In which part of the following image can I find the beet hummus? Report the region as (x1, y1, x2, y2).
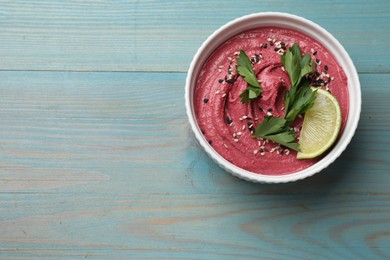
(194, 27, 349, 175)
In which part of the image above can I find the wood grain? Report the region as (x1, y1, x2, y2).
(0, 194, 389, 259)
(0, 1, 389, 259)
(0, 0, 388, 72)
(0, 72, 388, 196)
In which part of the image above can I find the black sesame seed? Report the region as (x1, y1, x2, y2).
(226, 78, 235, 84)
(324, 65, 328, 71)
(313, 51, 317, 55)
(258, 106, 263, 111)
(274, 47, 280, 51)
(316, 59, 320, 63)
(268, 108, 273, 112)
(263, 43, 268, 48)
(280, 150, 284, 155)
(281, 46, 286, 50)
(246, 117, 252, 120)
(269, 41, 274, 46)
(281, 42, 285, 46)
(203, 98, 209, 103)
(247, 121, 253, 126)
(226, 115, 232, 125)
(218, 79, 223, 83)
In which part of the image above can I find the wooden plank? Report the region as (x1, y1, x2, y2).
(0, 193, 389, 259)
(0, 71, 389, 196)
(0, 0, 388, 72)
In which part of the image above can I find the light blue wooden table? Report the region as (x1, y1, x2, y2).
(0, 1, 389, 259)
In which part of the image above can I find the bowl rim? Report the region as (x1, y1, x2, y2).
(185, 12, 361, 183)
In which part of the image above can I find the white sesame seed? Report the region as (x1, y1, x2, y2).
(242, 125, 246, 130)
(281, 106, 285, 111)
(260, 152, 265, 156)
(285, 149, 290, 155)
(228, 57, 232, 61)
(233, 133, 236, 138)
(259, 43, 263, 47)
(331, 77, 335, 81)
(277, 150, 280, 155)
(270, 148, 275, 153)
(234, 138, 238, 143)
(218, 65, 224, 69)
(215, 90, 220, 94)
(273, 38, 276, 43)
(266, 111, 272, 116)
(311, 48, 315, 53)
(237, 132, 242, 136)
(239, 117, 243, 121)
(224, 143, 228, 148)
(234, 51, 240, 55)
(222, 93, 226, 98)
(267, 37, 272, 41)
(258, 141, 261, 146)
(255, 118, 258, 121)
(218, 69, 222, 73)
(260, 146, 265, 149)
(253, 149, 259, 155)
(229, 122, 233, 126)
(281, 67, 285, 72)
(242, 115, 248, 119)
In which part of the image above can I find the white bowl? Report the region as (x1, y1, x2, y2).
(185, 12, 361, 183)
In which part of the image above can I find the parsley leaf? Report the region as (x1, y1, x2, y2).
(253, 116, 299, 151)
(282, 44, 316, 122)
(252, 43, 317, 151)
(236, 50, 263, 103)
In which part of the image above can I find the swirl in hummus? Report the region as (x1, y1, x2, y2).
(195, 27, 349, 175)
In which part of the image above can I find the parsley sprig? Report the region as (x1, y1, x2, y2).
(253, 116, 299, 151)
(252, 44, 317, 151)
(236, 50, 263, 103)
(282, 44, 317, 122)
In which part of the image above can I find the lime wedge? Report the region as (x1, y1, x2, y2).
(297, 88, 342, 159)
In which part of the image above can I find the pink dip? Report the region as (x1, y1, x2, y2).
(194, 27, 349, 175)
